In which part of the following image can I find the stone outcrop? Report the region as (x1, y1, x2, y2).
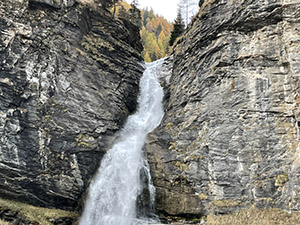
(147, 0, 300, 220)
(0, 0, 143, 210)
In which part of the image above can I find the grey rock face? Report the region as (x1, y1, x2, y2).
(146, 0, 300, 219)
(29, 0, 75, 8)
(0, 0, 143, 210)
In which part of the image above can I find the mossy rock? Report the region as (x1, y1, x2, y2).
(275, 174, 288, 187)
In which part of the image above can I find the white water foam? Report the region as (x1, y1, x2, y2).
(79, 59, 165, 225)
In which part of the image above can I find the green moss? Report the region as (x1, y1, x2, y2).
(173, 161, 189, 171)
(198, 193, 208, 200)
(178, 148, 184, 153)
(81, 34, 115, 52)
(190, 155, 204, 161)
(76, 133, 96, 148)
(80, 34, 117, 67)
(169, 142, 177, 150)
(275, 174, 288, 187)
(168, 112, 173, 117)
(0, 198, 78, 225)
(174, 161, 181, 168)
(181, 163, 189, 171)
(165, 122, 174, 131)
(74, 47, 88, 58)
(191, 218, 203, 223)
(170, 84, 175, 92)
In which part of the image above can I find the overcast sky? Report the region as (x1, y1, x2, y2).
(125, 0, 181, 22)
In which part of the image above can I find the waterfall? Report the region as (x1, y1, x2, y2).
(79, 59, 165, 225)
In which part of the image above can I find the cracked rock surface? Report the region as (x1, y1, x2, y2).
(146, 0, 300, 219)
(0, 0, 143, 210)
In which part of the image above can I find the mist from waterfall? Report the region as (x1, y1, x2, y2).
(79, 59, 165, 225)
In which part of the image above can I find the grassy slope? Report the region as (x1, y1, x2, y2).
(0, 198, 78, 225)
(206, 207, 300, 225)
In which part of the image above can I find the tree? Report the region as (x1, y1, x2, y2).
(129, 0, 142, 28)
(144, 51, 151, 62)
(112, 0, 120, 18)
(140, 7, 172, 61)
(100, 0, 113, 9)
(118, 5, 130, 20)
(179, 0, 199, 26)
(99, 0, 120, 18)
(169, 9, 185, 46)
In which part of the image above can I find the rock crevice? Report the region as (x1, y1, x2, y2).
(0, 0, 143, 210)
(147, 0, 300, 219)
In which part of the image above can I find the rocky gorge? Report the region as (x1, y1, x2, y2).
(146, 0, 300, 221)
(1, 0, 300, 224)
(0, 0, 143, 212)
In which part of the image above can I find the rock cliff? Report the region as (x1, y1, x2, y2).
(0, 0, 143, 210)
(147, 0, 300, 220)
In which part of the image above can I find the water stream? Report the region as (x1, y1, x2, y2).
(79, 59, 165, 225)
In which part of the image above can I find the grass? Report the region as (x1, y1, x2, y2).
(206, 207, 300, 225)
(0, 198, 78, 225)
(0, 219, 10, 225)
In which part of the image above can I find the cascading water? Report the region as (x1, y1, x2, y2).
(79, 59, 165, 225)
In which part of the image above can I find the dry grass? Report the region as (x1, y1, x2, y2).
(206, 207, 300, 225)
(0, 198, 78, 225)
(0, 219, 10, 225)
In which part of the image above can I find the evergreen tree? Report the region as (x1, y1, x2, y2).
(129, 0, 142, 28)
(100, 0, 113, 9)
(169, 9, 185, 46)
(118, 5, 130, 20)
(100, 0, 120, 17)
(142, 8, 149, 26)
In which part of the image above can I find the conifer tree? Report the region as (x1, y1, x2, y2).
(100, 0, 119, 17)
(169, 9, 185, 46)
(100, 0, 113, 9)
(129, 0, 142, 28)
(118, 5, 130, 20)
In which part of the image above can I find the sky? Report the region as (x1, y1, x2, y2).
(126, 0, 181, 22)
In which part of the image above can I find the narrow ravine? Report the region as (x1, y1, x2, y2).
(79, 59, 165, 225)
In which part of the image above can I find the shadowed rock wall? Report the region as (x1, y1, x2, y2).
(0, 0, 143, 210)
